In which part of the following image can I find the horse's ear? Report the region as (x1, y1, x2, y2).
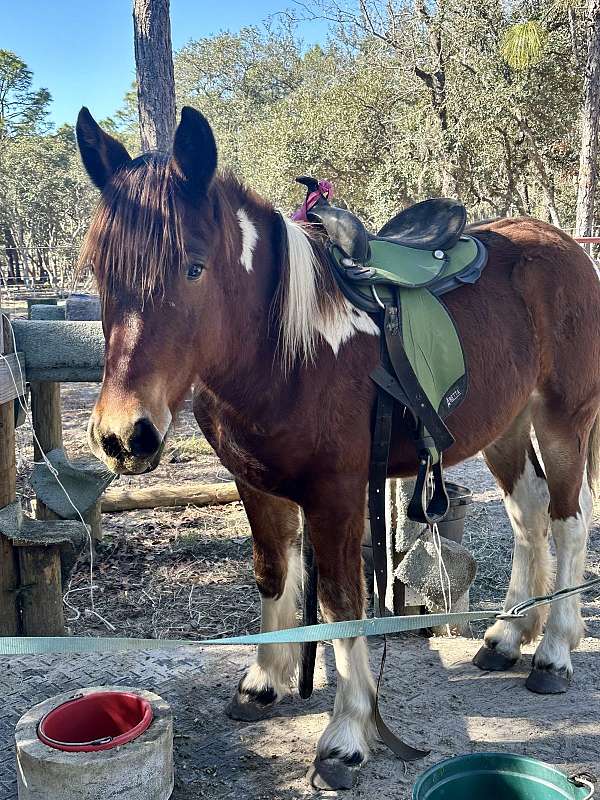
(172, 106, 217, 203)
(76, 107, 132, 191)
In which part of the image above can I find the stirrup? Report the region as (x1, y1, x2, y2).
(407, 453, 450, 525)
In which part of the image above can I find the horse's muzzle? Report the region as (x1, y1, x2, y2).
(88, 415, 166, 475)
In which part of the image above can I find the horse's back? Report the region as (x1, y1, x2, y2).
(392, 216, 600, 473)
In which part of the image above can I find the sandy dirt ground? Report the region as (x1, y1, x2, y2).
(4, 380, 599, 799)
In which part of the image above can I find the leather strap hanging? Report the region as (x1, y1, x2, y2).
(368, 318, 430, 762)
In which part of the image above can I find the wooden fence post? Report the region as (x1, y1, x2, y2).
(0, 316, 21, 634)
(23, 379, 65, 635)
(31, 380, 62, 531)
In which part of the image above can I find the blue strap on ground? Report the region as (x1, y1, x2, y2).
(2, 576, 598, 657)
(0, 609, 499, 655)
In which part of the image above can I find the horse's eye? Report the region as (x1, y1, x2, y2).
(186, 263, 204, 281)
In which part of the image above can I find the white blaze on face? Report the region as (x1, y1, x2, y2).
(101, 311, 172, 447)
(236, 208, 259, 273)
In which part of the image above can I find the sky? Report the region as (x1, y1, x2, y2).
(3, 1, 328, 128)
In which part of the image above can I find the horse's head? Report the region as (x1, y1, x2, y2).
(77, 106, 225, 474)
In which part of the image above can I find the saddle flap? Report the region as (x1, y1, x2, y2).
(365, 240, 447, 287)
(400, 288, 467, 418)
(378, 198, 466, 251)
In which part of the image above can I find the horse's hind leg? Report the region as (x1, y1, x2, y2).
(474, 407, 552, 671)
(227, 481, 302, 721)
(526, 400, 594, 694)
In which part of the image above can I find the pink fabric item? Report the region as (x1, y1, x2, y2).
(291, 179, 333, 221)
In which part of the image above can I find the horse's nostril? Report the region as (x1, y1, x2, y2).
(100, 432, 124, 460)
(128, 418, 162, 459)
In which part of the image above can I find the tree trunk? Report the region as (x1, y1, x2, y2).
(133, 0, 176, 152)
(414, 0, 459, 196)
(17, 221, 30, 287)
(517, 116, 561, 227)
(4, 226, 20, 283)
(576, 0, 600, 240)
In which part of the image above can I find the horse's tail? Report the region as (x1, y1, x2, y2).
(588, 412, 600, 498)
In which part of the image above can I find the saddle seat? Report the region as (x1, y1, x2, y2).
(305, 194, 486, 312)
(307, 197, 465, 264)
(378, 197, 467, 250)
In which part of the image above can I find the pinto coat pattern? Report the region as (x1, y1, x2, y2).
(77, 105, 600, 790)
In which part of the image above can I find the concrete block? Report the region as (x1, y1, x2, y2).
(16, 686, 174, 800)
(390, 478, 424, 552)
(30, 304, 65, 320)
(395, 532, 477, 611)
(12, 320, 104, 382)
(31, 448, 115, 519)
(65, 293, 101, 321)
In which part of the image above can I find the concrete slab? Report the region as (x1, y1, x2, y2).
(1, 634, 599, 799)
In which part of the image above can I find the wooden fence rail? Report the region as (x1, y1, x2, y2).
(0, 313, 243, 637)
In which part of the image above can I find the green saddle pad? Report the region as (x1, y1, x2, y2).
(330, 235, 483, 463)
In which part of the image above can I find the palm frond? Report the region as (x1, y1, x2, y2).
(501, 21, 548, 69)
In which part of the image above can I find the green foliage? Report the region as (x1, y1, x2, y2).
(0, 0, 591, 290)
(0, 49, 51, 139)
(0, 52, 96, 287)
(0, 125, 97, 286)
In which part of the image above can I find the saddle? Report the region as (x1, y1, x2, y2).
(296, 177, 488, 524)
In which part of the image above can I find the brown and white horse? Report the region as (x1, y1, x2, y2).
(77, 105, 600, 788)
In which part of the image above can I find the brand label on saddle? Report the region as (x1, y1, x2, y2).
(446, 388, 462, 408)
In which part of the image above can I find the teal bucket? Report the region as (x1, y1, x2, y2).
(413, 753, 595, 800)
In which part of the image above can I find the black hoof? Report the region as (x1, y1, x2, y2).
(472, 644, 518, 672)
(526, 667, 570, 695)
(307, 758, 360, 791)
(226, 682, 277, 721)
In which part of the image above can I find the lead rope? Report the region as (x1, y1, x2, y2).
(1, 578, 599, 653)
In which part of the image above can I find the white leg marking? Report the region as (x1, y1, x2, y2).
(485, 458, 551, 658)
(533, 480, 591, 675)
(241, 545, 302, 699)
(236, 208, 258, 273)
(317, 637, 376, 762)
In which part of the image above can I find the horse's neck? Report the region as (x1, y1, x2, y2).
(199, 205, 287, 420)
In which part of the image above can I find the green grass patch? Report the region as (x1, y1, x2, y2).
(166, 435, 215, 462)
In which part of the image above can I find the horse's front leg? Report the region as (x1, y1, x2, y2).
(227, 481, 302, 721)
(303, 476, 377, 791)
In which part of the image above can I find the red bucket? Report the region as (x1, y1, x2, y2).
(37, 691, 153, 752)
